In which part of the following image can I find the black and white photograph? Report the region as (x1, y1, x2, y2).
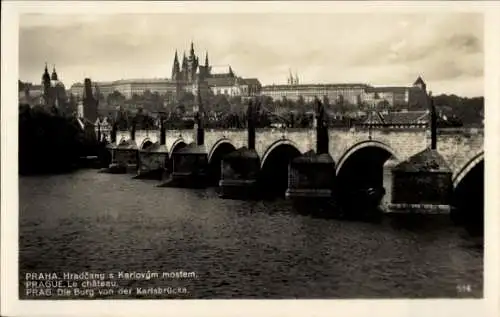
(2, 1, 500, 317)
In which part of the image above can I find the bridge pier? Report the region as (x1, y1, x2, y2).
(286, 99, 337, 216)
(219, 99, 260, 199)
(135, 121, 168, 180)
(159, 85, 209, 188)
(105, 124, 138, 174)
(382, 94, 453, 215)
(384, 148, 453, 215)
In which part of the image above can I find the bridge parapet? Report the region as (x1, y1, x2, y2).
(114, 126, 483, 183)
(435, 129, 483, 182)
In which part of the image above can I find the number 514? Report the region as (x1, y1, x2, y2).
(457, 284, 472, 293)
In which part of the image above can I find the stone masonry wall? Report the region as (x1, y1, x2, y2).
(434, 128, 484, 181)
(117, 127, 483, 184)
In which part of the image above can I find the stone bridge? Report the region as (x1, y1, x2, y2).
(115, 126, 483, 189)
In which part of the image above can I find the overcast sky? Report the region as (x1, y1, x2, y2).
(19, 12, 483, 97)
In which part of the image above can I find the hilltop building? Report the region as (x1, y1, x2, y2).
(68, 42, 262, 103)
(170, 42, 262, 100)
(41, 64, 67, 110)
(19, 64, 68, 112)
(261, 75, 430, 109)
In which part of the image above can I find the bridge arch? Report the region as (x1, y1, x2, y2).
(166, 138, 188, 174)
(169, 138, 187, 158)
(207, 139, 237, 185)
(336, 140, 398, 175)
(335, 140, 397, 213)
(140, 138, 153, 150)
(453, 152, 484, 189)
(208, 139, 236, 164)
(259, 139, 302, 198)
(451, 152, 484, 236)
(260, 139, 301, 170)
(118, 137, 127, 145)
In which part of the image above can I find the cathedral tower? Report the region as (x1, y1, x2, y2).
(42, 63, 51, 104)
(171, 50, 180, 80)
(51, 65, 58, 81)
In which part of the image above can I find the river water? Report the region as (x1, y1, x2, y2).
(19, 169, 483, 299)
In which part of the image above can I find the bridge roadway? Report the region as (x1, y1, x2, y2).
(113, 126, 483, 189)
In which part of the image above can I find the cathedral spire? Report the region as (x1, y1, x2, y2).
(51, 65, 58, 81)
(205, 51, 209, 67)
(190, 41, 195, 57)
(42, 62, 50, 85)
(172, 50, 180, 79)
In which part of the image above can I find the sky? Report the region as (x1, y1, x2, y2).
(18, 12, 484, 97)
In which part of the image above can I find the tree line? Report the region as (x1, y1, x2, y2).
(100, 89, 483, 127)
(19, 105, 103, 175)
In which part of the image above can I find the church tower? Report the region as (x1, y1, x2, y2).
(51, 65, 58, 81)
(186, 41, 199, 83)
(413, 76, 427, 91)
(181, 52, 188, 81)
(42, 63, 51, 105)
(171, 50, 180, 80)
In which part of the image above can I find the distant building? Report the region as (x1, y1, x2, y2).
(262, 83, 369, 104)
(19, 64, 68, 111)
(170, 42, 261, 100)
(261, 76, 429, 109)
(68, 41, 261, 103)
(205, 76, 262, 98)
(70, 79, 177, 100)
(40, 64, 67, 110)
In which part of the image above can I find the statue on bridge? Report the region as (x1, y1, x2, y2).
(314, 97, 329, 154)
(194, 82, 205, 146)
(246, 98, 257, 150)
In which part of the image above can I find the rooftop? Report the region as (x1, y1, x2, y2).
(262, 83, 371, 89)
(210, 65, 234, 75)
(363, 110, 429, 125)
(243, 78, 262, 86)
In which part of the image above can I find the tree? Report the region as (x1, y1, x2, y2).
(107, 90, 126, 105)
(376, 99, 390, 111)
(131, 93, 140, 103)
(143, 89, 153, 100)
(432, 94, 483, 127)
(322, 95, 330, 109)
(229, 95, 243, 112)
(332, 94, 345, 113)
(18, 106, 96, 174)
(211, 94, 231, 113)
(178, 91, 195, 112)
(296, 95, 307, 112)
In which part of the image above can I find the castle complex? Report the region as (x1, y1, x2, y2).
(67, 42, 262, 102)
(22, 42, 430, 113)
